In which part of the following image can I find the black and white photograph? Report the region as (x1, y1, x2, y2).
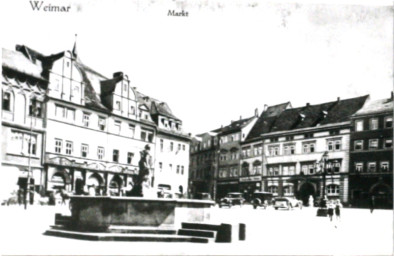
(0, 0, 393, 255)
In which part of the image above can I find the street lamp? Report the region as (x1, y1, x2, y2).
(317, 151, 329, 217)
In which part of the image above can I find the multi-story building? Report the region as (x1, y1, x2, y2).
(213, 111, 259, 200)
(2, 43, 189, 197)
(240, 102, 291, 200)
(248, 96, 369, 205)
(189, 132, 218, 198)
(1, 46, 47, 198)
(348, 95, 393, 209)
(137, 93, 191, 196)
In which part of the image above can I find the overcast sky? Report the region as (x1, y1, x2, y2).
(1, 0, 393, 135)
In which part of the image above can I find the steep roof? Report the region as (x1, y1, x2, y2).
(212, 116, 255, 135)
(246, 102, 290, 141)
(2, 48, 45, 80)
(353, 97, 393, 116)
(268, 95, 369, 134)
(135, 91, 180, 121)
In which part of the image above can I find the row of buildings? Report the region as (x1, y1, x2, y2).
(1, 43, 190, 198)
(190, 94, 393, 208)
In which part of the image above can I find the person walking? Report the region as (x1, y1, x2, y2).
(335, 199, 342, 221)
(369, 195, 375, 214)
(327, 201, 334, 222)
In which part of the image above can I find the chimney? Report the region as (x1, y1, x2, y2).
(337, 97, 340, 101)
(255, 108, 258, 117)
(240, 115, 242, 120)
(113, 72, 123, 78)
(306, 103, 310, 107)
(263, 104, 268, 111)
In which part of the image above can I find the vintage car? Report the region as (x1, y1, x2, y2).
(219, 192, 245, 208)
(273, 197, 301, 210)
(251, 192, 274, 209)
(194, 192, 212, 200)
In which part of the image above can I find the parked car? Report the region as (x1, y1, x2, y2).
(251, 192, 274, 209)
(273, 197, 300, 210)
(219, 192, 245, 208)
(194, 192, 212, 200)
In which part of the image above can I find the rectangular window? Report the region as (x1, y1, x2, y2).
(169, 164, 172, 171)
(55, 139, 62, 153)
(83, 113, 90, 127)
(354, 140, 363, 151)
(380, 162, 389, 172)
(141, 131, 147, 141)
(81, 144, 88, 158)
(370, 118, 378, 130)
(116, 101, 121, 111)
(289, 166, 295, 175)
(368, 162, 376, 172)
(113, 149, 119, 162)
(355, 162, 363, 173)
(29, 100, 42, 117)
(2, 92, 11, 111)
(182, 144, 186, 151)
(128, 124, 135, 138)
(67, 108, 75, 121)
(98, 116, 106, 131)
(268, 146, 279, 156)
(355, 120, 364, 132)
(127, 152, 134, 164)
(178, 144, 181, 152)
(97, 147, 104, 160)
(65, 141, 73, 155)
(160, 139, 164, 152)
(369, 139, 379, 150)
(384, 139, 393, 148)
(159, 162, 162, 171)
(176, 165, 180, 174)
(284, 144, 295, 155)
(114, 120, 121, 134)
(385, 116, 393, 128)
(55, 105, 66, 118)
(302, 142, 315, 153)
(282, 166, 289, 175)
(301, 165, 308, 175)
(170, 142, 174, 151)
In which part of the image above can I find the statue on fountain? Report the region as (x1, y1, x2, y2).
(129, 145, 152, 197)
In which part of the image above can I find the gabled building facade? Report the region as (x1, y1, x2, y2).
(2, 43, 190, 198)
(213, 110, 259, 200)
(240, 102, 291, 201)
(348, 95, 393, 209)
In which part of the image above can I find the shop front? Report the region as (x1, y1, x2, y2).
(239, 176, 262, 202)
(216, 180, 239, 200)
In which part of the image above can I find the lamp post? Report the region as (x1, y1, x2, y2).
(317, 151, 329, 216)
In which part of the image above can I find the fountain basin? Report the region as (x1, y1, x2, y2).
(68, 196, 214, 231)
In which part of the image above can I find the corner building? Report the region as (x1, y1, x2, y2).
(349, 95, 393, 209)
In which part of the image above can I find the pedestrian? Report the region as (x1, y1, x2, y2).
(369, 195, 375, 214)
(335, 199, 342, 221)
(327, 200, 334, 222)
(17, 188, 24, 205)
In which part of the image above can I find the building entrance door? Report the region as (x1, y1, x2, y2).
(299, 182, 315, 206)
